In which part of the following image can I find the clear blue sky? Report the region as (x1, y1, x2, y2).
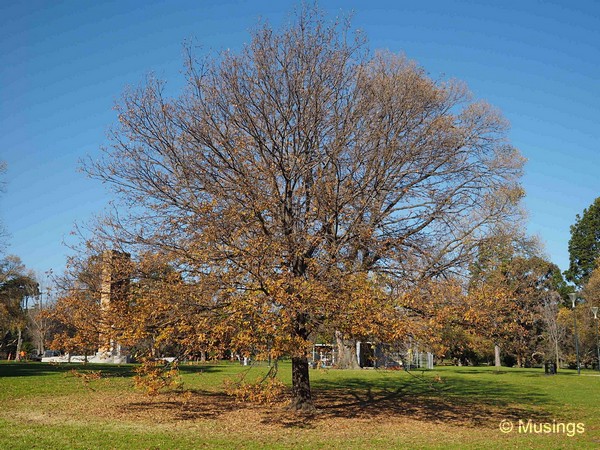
(1, 0, 599, 278)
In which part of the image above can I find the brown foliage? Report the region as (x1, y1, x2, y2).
(583, 262, 600, 308)
(223, 373, 287, 405)
(49, 290, 102, 356)
(82, 6, 525, 407)
(133, 358, 182, 396)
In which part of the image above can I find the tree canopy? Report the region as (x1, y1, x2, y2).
(566, 197, 600, 287)
(582, 263, 600, 308)
(84, 6, 525, 409)
(0, 255, 38, 357)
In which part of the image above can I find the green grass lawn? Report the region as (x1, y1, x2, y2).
(0, 361, 598, 449)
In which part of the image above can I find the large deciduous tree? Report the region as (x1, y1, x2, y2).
(566, 197, 600, 287)
(583, 262, 600, 306)
(468, 233, 566, 367)
(48, 255, 105, 360)
(85, 7, 524, 410)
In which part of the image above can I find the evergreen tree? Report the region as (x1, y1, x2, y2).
(566, 197, 600, 287)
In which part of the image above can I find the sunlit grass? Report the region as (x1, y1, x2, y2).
(0, 361, 598, 449)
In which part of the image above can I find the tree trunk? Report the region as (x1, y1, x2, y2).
(16, 328, 23, 361)
(494, 344, 501, 368)
(289, 356, 314, 411)
(335, 331, 360, 369)
(555, 338, 560, 372)
(287, 310, 315, 411)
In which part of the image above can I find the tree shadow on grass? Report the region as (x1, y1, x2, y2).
(178, 364, 223, 375)
(115, 370, 560, 431)
(449, 368, 556, 377)
(260, 372, 558, 429)
(0, 362, 135, 378)
(0, 362, 224, 379)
